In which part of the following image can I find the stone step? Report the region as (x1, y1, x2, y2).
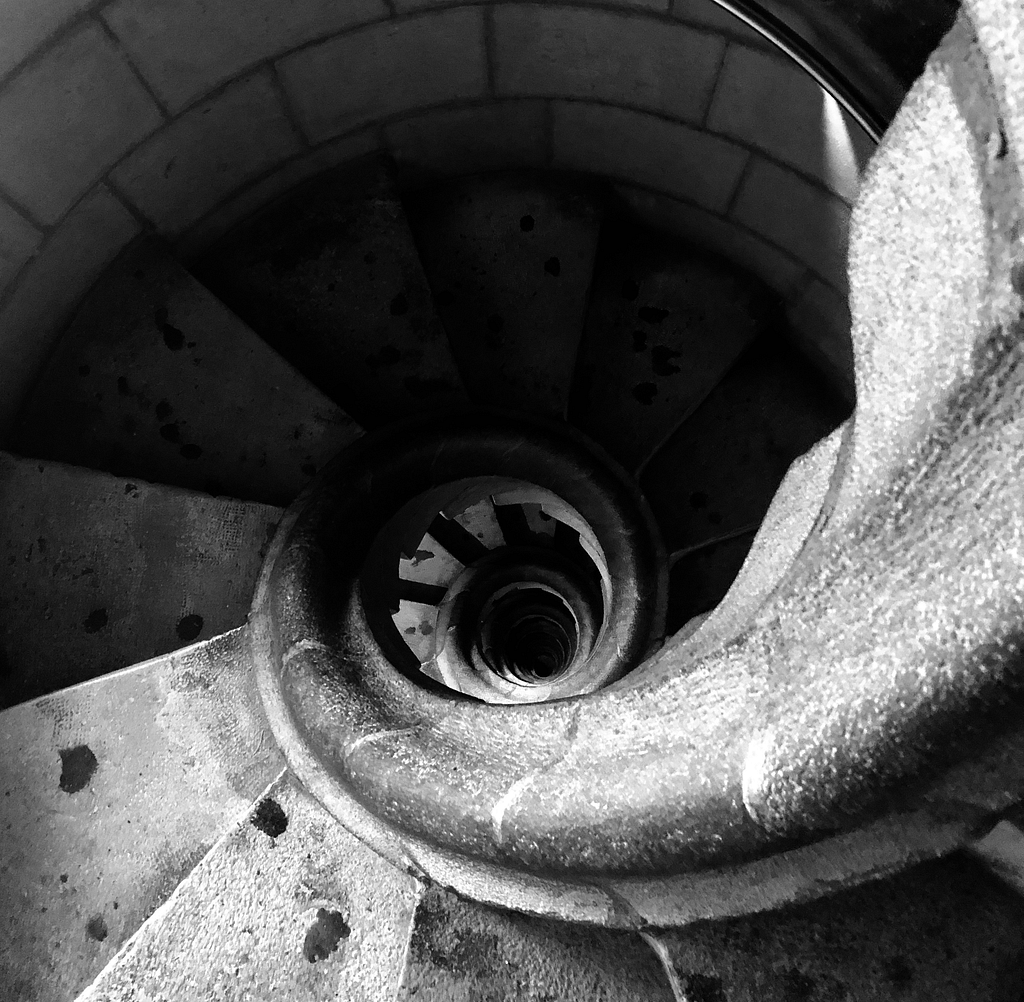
(404, 171, 605, 419)
(193, 156, 469, 429)
(570, 218, 768, 474)
(76, 771, 420, 1002)
(0, 628, 285, 1002)
(0, 452, 280, 708)
(11, 240, 361, 507)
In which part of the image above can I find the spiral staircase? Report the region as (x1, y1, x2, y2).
(3, 0, 1024, 998)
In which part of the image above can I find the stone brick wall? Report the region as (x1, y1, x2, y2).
(0, 0, 874, 430)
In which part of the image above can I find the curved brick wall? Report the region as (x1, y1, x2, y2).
(0, 0, 874, 431)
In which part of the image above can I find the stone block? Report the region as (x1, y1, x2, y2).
(0, 185, 139, 435)
(731, 155, 851, 294)
(0, 21, 163, 225)
(672, 0, 771, 47)
(385, 100, 548, 188)
(277, 9, 488, 144)
(110, 70, 305, 235)
(553, 102, 748, 214)
(0, 199, 43, 293)
(614, 184, 809, 297)
(101, 0, 388, 114)
(0, 0, 93, 81)
(494, 6, 724, 125)
(706, 44, 875, 203)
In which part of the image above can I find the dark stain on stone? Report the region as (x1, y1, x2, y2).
(632, 382, 657, 405)
(159, 422, 180, 443)
(997, 126, 1008, 159)
(59, 745, 98, 794)
(652, 345, 682, 376)
(59, 874, 68, 883)
(124, 483, 138, 495)
(1011, 261, 1024, 296)
(621, 278, 640, 301)
(251, 796, 288, 838)
(117, 376, 131, 396)
(303, 907, 350, 963)
(155, 307, 185, 351)
(544, 256, 561, 277)
(155, 399, 173, 420)
(632, 330, 647, 352)
(404, 375, 453, 398)
(639, 306, 670, 324)
(520, 214, 534, 231)
(680, 973, 726, 1002)
(78, 364, 91, 376)
(85, 915, 108, 942)
(179, 444, 203, 460)
(390, 292, 409, 316)
(176, 613, 204, 642)
(301, 462, 317, 477)
(83, 608, 108, 633)
(883, 955, 914, 989)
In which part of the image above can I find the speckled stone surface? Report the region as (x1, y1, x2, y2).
(645, 853, 1024, 1002)
(0, 629, 284, 1002)
(77, 772, 421, 1002)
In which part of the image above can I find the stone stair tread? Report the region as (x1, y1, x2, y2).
(643, 332, 847, 631)
(194, 156, 469, 429)
(0, 451, 281, 708)
(12, 239, 361, 507)
(571, 219, 769, 472)
(397, 884, 675, 1002)
(0, 628, 285, 1002)
(404, 171, 605, 419)
(76, 771, 420, 1002)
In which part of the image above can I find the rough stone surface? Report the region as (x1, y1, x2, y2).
(404, 171, 604, 418)
(0, 452, 281, 707)
(0, 21, 163, 225)
(552, 101, 749, 213)
(640, 330, 848, 555)
(101, 0, 387, 113)
(276, 10, 488, 144)
(195, 158, 468, 427)
(645, 855, 1024, 1001)
(493, 7, 724, 124)
(0, 628, 285, 1002)
(570, 217, 770, 471)
(386, 100, 548, 189)
(77, 773, 420, 1002)
(0, 185, 139, 436)
(730, 155, 852, 296)
(12, 240, 361, 506)
(110, 69, 305, 235)
(677, 424, 843, 656)
(397, 885, 675, 1001)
